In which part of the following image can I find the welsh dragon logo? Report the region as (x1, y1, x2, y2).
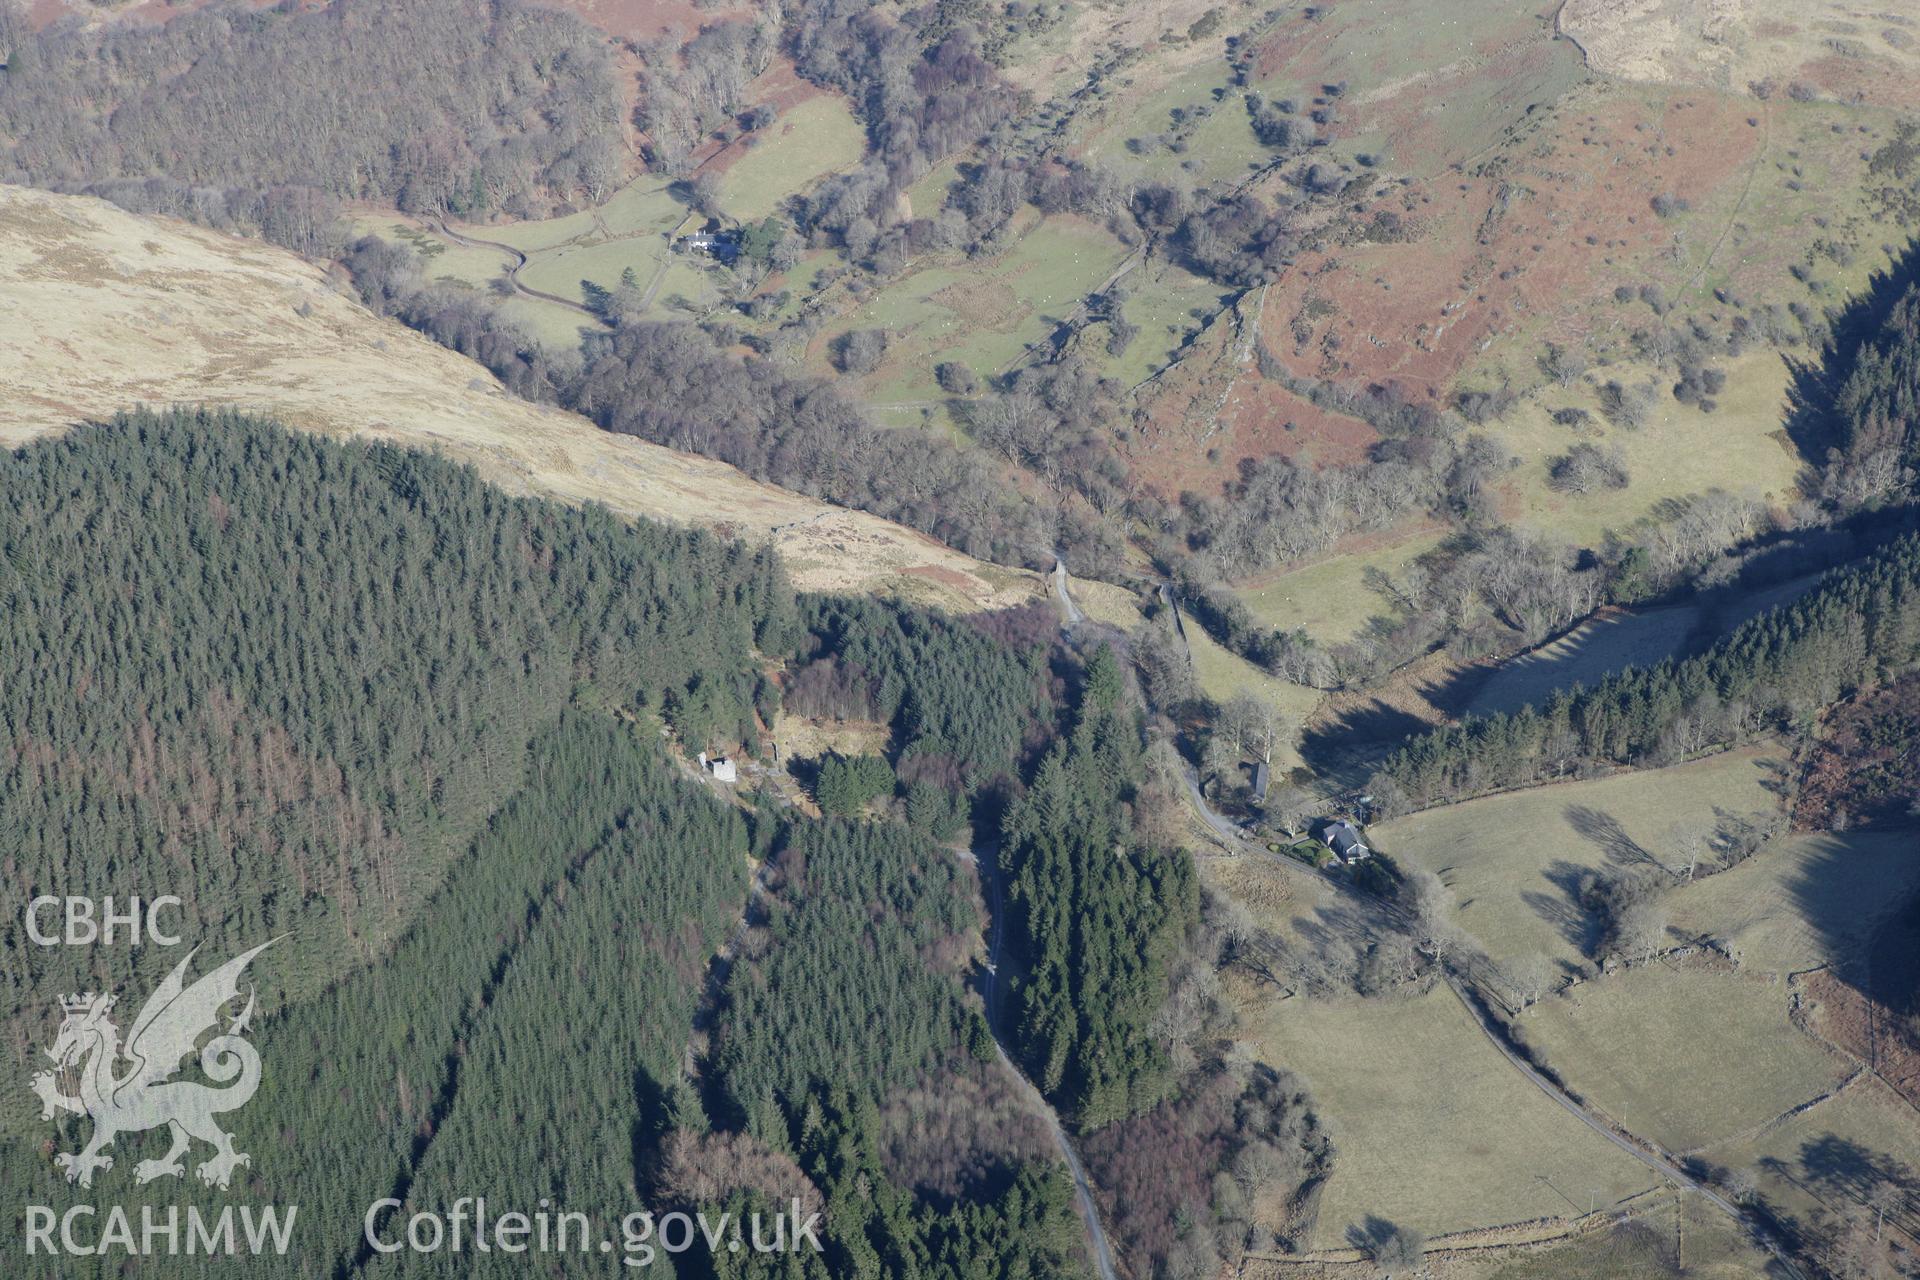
(30, 939, 277, 1190)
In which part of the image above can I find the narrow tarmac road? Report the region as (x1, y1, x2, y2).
(1052, 558, 1085, 626)
(966, 843, 1120, 1280)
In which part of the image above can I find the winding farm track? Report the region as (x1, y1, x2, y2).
(424, 218, 612, 325)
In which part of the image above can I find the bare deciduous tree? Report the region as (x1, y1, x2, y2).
(1504, 952, 1555, 1013)
(1220, 692, 1290, 766)
(1407, 870, 1458, 964)
(1615, 901, 1670, 966)
(1667, 821, 1712, 882)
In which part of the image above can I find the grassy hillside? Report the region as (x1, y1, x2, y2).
(1240, 983, 1656, 1248)
(0, 184, 1038, 614)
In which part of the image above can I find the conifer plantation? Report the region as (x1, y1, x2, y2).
(1379, 531, 1920, 808)
(0, 412, 1108, 1278)
(1002, 646, 1200, 1131)
(0, 409, 780, 1023)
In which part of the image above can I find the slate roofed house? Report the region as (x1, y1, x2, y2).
(675, 229, 740, 263)
(1323, 819, 1370, 864)
(1251, 760, 1272, 803)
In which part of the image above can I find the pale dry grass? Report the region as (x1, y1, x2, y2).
(0, 186, 1039, 614)
(1562, 0, 1920, 106)
(771, 712, 889, 762)
(1205, 853, 1302, 918)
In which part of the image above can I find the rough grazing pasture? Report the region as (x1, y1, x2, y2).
(1471, 1194, 1774, 1279)
(456, 177, 687, 255)
(1376, 748, 1784, 971)
(1245, 0, 1587, 174)
(1219, 340, 1802, 657)
(1562, 0, 1920, 108)
(1235, 529, 1451, 646)
(1492, 350, 1803, 549)
(1098, 258, 1228, 388)
(1519, 966, 1851, 1154)
(1079, 56, 1267, 188)
(819, 213, 1134, 405)
(1244, 984, 1655, 1248)
(715, 95, 865, 222)
(997, 0, 1237, 103)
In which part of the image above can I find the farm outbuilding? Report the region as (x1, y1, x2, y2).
(698, 750, 739, 783)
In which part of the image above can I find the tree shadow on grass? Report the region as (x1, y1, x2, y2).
(1564, 804, 1667, 871)
(1524, 858, 1605, 960)
(1298, 699, 1432, 786)
(1783, 831, 1920, 1010)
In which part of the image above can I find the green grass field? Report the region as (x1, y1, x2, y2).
(355, 180, 703, 346)
(515, 237, 673, 308)
(1496, 350, 1803, 549)
(716, 96, 865, 222)
(1235, 529, 1450, 645)
(354, 216, 514, 285)
(1667, 831, 1920, 977)
(901, 157, 963, 216)
(1101, 259, 1231, 386)
(1520, 966, 1850, 1154)
(1247, 985, 1655, 1247)
(824, 213, 1133, 403)
(1473, 1193, 1773, 1280)
(1079, 58, 1264, 188)
(1183, 619, 1324, 771)
(495, 295, 600, 349)
(457, 180, 688, 256)
(1376, 747, 1784, 971)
